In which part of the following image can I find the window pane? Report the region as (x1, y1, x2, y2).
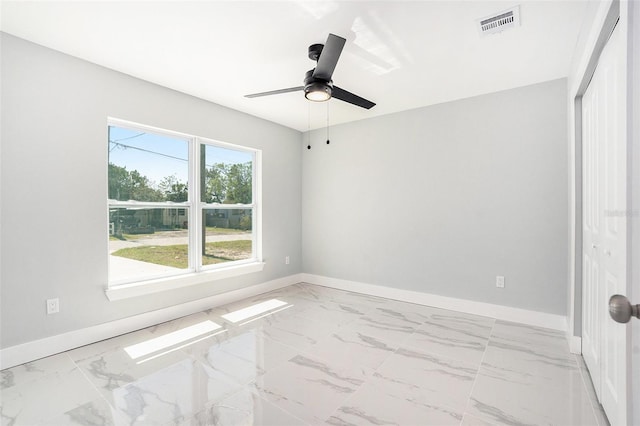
(109, 126, 189, 202)
(109, 207, 190, 282)
(202, 208, 252, 266)
(201, 144, 253, 204)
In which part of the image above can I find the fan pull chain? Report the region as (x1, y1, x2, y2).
(307, 101, 311, 150)
(326, 102, 330, 145)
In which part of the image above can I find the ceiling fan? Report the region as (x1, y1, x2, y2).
(245, 33, 376, 110)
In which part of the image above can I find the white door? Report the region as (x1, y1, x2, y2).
(581, 65, 601, 394)
(581, 22, 627, 426)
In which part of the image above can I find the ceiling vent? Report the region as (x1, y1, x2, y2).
(477, 6, 520, 36)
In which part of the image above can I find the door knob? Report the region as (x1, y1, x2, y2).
(609, 294, 640, 323)
(592, 243, 598, 249)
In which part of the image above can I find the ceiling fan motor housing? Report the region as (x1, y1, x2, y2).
(308, 43, 324, 61)
(304, 69, 333, 100)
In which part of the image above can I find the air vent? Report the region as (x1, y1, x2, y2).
(477, 6, 520, 36)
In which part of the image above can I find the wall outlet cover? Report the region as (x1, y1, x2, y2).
(46, 298, 60, 314)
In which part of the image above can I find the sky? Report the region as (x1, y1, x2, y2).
(108, 125, 252, 185)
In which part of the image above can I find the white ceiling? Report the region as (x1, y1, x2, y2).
(1, 1, 590, 131)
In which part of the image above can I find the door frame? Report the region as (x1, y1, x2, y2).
(626, 1, 640, 424)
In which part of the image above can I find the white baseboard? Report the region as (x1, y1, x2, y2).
(1, 273, 573, 369)
(0, 274, 302, 370)
(301, 273, 568, 331)
(568, 334, 582, 354)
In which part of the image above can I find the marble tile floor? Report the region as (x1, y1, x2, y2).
(1, 283, 609, 426)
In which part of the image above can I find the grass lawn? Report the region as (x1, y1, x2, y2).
(111, 240, 252, 268)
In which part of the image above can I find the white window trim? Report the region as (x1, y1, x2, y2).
(105, 261, 265, 301)
(106, 118, 263, 300)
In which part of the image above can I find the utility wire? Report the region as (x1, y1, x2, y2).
(109, 140, 250, 171)
(111, 132, 146, 142)
(108, 133, 145, 152)
(109, 140, 188, 162)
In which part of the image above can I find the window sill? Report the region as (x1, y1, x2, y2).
(105, 262, 265, 301)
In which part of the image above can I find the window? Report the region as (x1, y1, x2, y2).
(107, 119, 261, 293)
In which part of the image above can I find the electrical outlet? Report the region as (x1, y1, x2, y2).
(496, 276, 505, 288)
(46, 298, 60, 314)
(285, 256, 290, 265)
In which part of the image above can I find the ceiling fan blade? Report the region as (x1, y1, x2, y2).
(313, 33, 346, 81)
(245, 86, 304, 98)
(332, 86, 376, 109)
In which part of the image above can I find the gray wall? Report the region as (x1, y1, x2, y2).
(302, 79, 568, 315)
(0, 32, 570, 351)
(0, 34, 302, 349)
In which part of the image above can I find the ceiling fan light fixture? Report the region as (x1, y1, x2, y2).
(304, 81, 332, 102)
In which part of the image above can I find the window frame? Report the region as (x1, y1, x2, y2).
(106, 118, 263, 300)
